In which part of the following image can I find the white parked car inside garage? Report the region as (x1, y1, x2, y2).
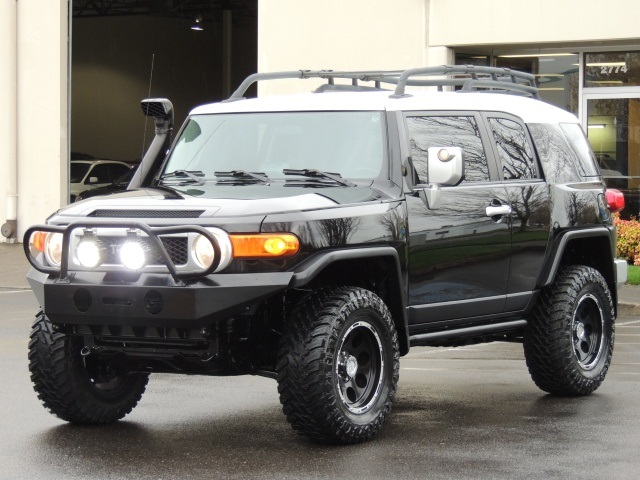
(70, 160, 133, 202)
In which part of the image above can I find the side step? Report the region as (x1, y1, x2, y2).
(409, 319, 527, 347)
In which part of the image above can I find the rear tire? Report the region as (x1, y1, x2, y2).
(277, 287, 399, 444)
(523, 266, 614, 395)
(28, 311, 149, 423)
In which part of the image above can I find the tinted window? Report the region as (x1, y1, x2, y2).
(528, 124, 582, 184)
(70, 163, 91, 183)
(406, 116, 489, 183)
(87, 164, 113, 183)
(560, 123, 600, 177)
(109, 164, 131, 180)
(488, 117, 537, 180)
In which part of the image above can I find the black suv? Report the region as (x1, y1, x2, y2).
(24, 66, 628, 444)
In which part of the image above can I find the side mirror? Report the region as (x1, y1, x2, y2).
(87, 176, 99, 184)
(427, 147, 464, 185)
(414, 147, 464, 210)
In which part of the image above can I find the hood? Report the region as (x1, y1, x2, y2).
(61, 185, 388, 219)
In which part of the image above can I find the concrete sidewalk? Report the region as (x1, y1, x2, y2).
(1, 241, 639, 313)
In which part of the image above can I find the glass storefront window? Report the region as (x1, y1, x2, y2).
(587, 97, 640, 218)
(584, 51, 640, 87)
(455, 52, 579, 115)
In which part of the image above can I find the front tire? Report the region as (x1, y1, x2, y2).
(277, 287, 399, 444)
(28, 311, 149, 423)
(523, 266, 615, 395)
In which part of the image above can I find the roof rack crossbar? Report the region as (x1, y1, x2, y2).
(226, 69, 410, 101)
(225, 65, 540, 102)
(459, 80, 539, 96)
(392, 65, 539, 99)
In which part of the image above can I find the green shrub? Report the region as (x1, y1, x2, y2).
(614, 214, 640, 266)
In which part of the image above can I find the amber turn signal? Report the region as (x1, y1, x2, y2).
(229, 233, 299, 258)
(31, 231, 47, 253)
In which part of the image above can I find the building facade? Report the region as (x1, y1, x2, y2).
(3, 0, 640, 242)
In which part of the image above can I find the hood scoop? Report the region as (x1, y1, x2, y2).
(88, 209, 204, 219)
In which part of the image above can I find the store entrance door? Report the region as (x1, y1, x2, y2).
(584, 94, 640, 218)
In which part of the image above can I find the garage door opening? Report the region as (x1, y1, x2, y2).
(70, 0, 257, 201)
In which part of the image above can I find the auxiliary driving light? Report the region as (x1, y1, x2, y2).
(192, 234, 215, 269)
(119, 241, 146, 270)
(76, 239, 103, 269)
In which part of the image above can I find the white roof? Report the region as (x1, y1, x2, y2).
(191, 90, 579, 125)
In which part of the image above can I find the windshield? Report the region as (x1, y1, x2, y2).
(163, 111, 385, 181)
(70, 163, 91, 183)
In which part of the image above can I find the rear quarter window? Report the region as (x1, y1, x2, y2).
(528, 123, 583, 184)
(559, 123, 600, 178)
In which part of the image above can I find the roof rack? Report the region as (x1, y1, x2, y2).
(225, 65, 540, 102)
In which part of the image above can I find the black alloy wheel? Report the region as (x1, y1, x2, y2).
(572, 293, 606, 371)
(335, 320, 385, 415)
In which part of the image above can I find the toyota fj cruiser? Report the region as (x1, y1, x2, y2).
(24, 66, 628, 444)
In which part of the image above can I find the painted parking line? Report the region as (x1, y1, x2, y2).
(0, 289, 31, 295)
(619, 320, 640, 326)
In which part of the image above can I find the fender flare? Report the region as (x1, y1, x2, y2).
(537, 227, 614, 288)
(290, 247, 410, 355)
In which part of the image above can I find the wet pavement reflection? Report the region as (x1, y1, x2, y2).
(1, 290, 639, 479)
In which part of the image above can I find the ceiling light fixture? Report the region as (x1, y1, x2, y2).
(191, 16, 203, 31)
(498, 53, 577, 58)
(586, 62, 626, 67)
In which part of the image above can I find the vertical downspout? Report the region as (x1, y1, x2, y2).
(222, 9, 233, 98)
(1, 0, 18, 242)
(67, 0, 73, 204)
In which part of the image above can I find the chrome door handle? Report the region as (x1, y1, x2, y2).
(485, 205, 512, 217)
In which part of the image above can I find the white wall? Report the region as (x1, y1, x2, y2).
(1, 0, 68, 242)
(429, 0, 640, 47)
(0, 0, 18, 241)
(257, 0, 429, 95)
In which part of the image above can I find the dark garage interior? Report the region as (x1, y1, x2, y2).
(71, 0, 257, 165)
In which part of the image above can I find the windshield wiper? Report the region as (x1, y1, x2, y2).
(214, 170, 270, 184)
(159, 170, 206, 185)
(283, 168, 356, 187)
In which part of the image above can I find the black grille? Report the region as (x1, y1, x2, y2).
(141, 101, 168, 118)
(99, 237, 188, 266)
(89, 210, 204, 218)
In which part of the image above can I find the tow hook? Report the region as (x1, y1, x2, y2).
(81, 337, 97, 356)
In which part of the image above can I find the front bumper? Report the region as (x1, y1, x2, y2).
(28, 268, 293, 328)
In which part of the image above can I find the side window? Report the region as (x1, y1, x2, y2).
(406, 116, 490, 183)
(109, 164, 131, 180)
(86, 164, 111, 183)
(488, 117, 537, 180)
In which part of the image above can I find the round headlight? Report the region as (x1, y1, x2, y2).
(120, 241, 146, 270)
(76, 240, 102, 269)
(192, 234, 215, 269)
(44, 233, 63, 267)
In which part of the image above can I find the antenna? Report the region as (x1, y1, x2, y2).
(141, 53, 156, 160)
